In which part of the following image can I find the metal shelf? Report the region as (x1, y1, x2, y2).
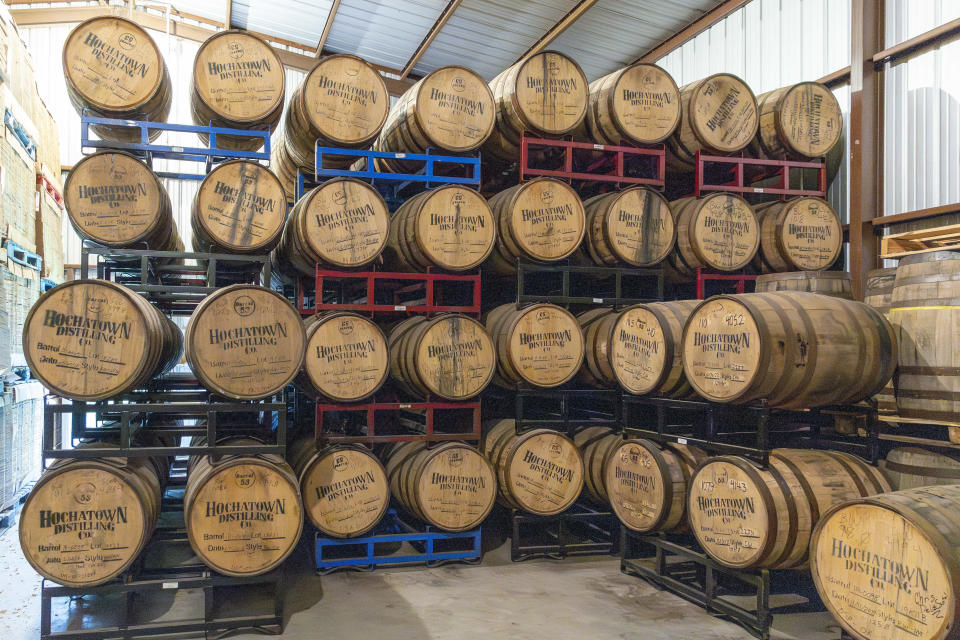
(518, 133, 665, 189)
(483, 387, 621, 436)
(314, 396, 481, 444)
(510, 502, 620, 562)
(692, 151, 827, 198)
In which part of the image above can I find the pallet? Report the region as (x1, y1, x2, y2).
(880, 223, 960, 258)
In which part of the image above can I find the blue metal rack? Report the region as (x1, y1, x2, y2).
(4, 108, 37, 159)
(314, 509, 482, 573)
(5, 240, 42, 272)
(296, 145, 482, 205)
(80, 114, 270, 180)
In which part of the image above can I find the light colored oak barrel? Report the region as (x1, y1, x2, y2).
(184, 439, 302, 576)
(682, 292, 896, 408)
(752, 81, 843, 160)
(578, 301, 699, 396)
(810, 484, 960, 640)
(573, 427, 622, 506)
(666, 73, 759, 171)
(864, 267, 898, 413)
(23, 280, 182, 401)
(580, 188, 676, 268)
(191, 160, 286, 255)
(191, 30, 284, 151)
(63, 16, 172, 142)
(20, 449, 164, 587)
(579, 63, 682, 146)
(270, 178, 390, 278)
(373, 66, 496, 173)
(380, 441, 496, 531)
(298, 312, 389, 403)
(888, 251, 960, 425)
(882, 447, 960, 491)
(752, 197, 842, 272)
(666, 193, 760, 278)
(64, 151, 182, 252)
(482, 419, 585, 516)
(271, 54, 389, 198)
(185, 285, 306, 399)
(688, 449, 890, 570)
(606, 438, 707, 533)
(485, 303, 585, 389)
(386, 314, 496, 400)
(288, 438, 390, 538)
(383, 185, 496, 272)
(484, 178, 586, 274)
(754, 271, 853, 299)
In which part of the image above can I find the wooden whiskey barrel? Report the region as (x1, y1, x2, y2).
(20, 450, 164, 587)
(373, 66, 495, 173)
(666, 193, 760, 278)
(271, 54, 389, 198)
(580, 188, 676, 268)
(666, 73, 759, 171)
(64, 151, 182, 252)
(882, 447, 960, 491)
(888, 251, 960, 425)
(754, 271, 853, 299)
(753, 81, 843, 160)
(810, 484, 960, 640)
(387, 314, 496, 400)
(752, 197, 842, 272)
(191, 30, 284, 151)
(606, 438, 707, 533)
(682, 292, 896, 408)
(864, 267, 898, 414)
(381, 441, 496, 531)
(299, 312, 389, 403)
(482, 419, 585, 516)
(288, 438, 390, 538)
(185, 285, 306, 400)
(483, 51, 589, 163)
(688, 449, 891, 570)
(573, 427, 622, 506)
(191, 160, 286, 255)
(580, 63, 681, 146)
(578, 301, 699, 396)
(24, 280, 182, 401)
(63, 16, 172, 142)
(383, 185, 495, 272)
(485, 303, 585, 388)
(184, 439, 302, 576)
(484, 178, 586, 274)
(270, 178, 390, 277)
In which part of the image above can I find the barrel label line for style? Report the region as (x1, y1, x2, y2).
(66, 24, 161, 108)
(303, 313, 388, 402)
(684, 299, 759, 399)
(583, 63, 681, 146)
(612, 309, 665, 391)
(687, 461, 767, 563)
(694, 203, 758, 269)
(193, 162, 286, 253)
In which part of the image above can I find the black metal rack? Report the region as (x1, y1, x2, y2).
(510, 502, 620, 562)
(483, 386, 621, 435)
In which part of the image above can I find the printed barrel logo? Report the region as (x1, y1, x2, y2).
(118, 32, 137, 50)
(233, 296, 256, 317)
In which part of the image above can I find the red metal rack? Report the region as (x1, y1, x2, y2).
(36, 173, 64, 209)
(695, 269, 757, 300)
(693, 151, 827, 198)
(519, 133, 665, 188)
(297, 266, 482, 317)
(314, 399, 481, 444)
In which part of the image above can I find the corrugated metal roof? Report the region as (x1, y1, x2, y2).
(231, 0, 334, 47)
(549, 0, 717, 79)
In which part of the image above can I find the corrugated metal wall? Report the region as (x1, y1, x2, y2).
(20, 24, 306, 266)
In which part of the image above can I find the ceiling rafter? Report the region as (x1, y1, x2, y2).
(315, 0, 342, 57)
(223, 0, 231, 29)
(633, 0, 751, 63)
(514, 0, 599, 64)
(398, 0, 462, 80)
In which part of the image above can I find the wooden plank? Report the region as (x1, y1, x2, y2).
(880, 223, 960, 258)
(516, 0, 600, 62)
(872, 202, 960, 227)
(818, 66, 851, 87)
(400, 0, 462, 79)
(634, 0, 753, 63)
(314, 0, 342, 57)
(873, 16, 960, 65)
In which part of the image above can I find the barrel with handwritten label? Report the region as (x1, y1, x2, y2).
(580, 187, 676, 268)
(387, 314, 496, 401)
(485, 303, 585, 389)
(23, 280, 182, 401)
(184, 438, 302, 576)
(810, 484, 960, 640)
(63, 16, 172, 142)
(666, 73, 759, 171)
(752, 196, 842, 272)
(752, 81, 843, 161)
(482, 419, 584, 516)
(299, 312, 389, 403)
(688, 449, 890, 570)
(666, 193, 760, 278)
(64, 151, 182, 253)
(288, 438, 390, 538)
(381, 441, 496, 532)
(185, 285, 306, 400)
(681, 292, 896, 409)
(19, 446, 165, 586)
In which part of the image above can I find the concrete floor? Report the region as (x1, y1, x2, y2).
(0, 510, 845, 640)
